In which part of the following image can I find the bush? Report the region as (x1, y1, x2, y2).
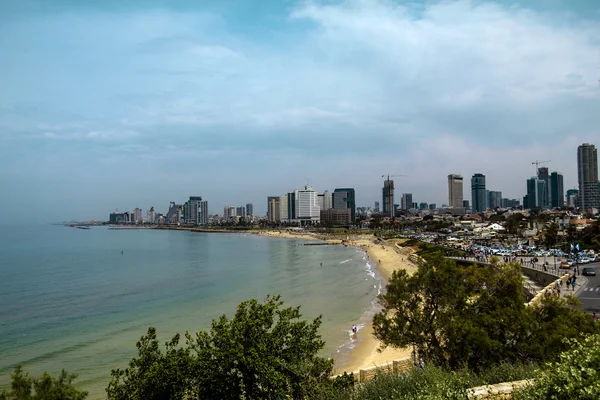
(511, 334, 600, 400)
(316, 362, 536, 400)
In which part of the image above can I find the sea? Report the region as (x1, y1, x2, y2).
(0, 225, 382, 399)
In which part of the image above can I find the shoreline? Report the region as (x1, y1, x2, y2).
(332, 237, 417, 374)
(110, 225, 418, 374)
(251, 229, 418, 374)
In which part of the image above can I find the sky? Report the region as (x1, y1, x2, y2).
(1, 0, 599, 222)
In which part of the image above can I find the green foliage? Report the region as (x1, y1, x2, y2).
(373, 256, 600, 372)
(106, 328, 192, 400)
(0, 366, 87, 400)
(542, 222, 559, 247)
(316, 362, 536, 400)
(106, 295, 333, 400)
(511, 334, 600, 400)
(524, 295, 599, 362)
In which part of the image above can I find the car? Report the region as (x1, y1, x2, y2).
(582, 267, 596, 276)
(580, 258, 591, 264)
(560, 262, 571, 269)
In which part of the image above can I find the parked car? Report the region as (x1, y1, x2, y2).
(560, 262, 571, 269)
(582, 267, 596, 276)
(580, 258, 592, 264)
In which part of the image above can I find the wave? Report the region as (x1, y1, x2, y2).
(340, 259, 352, 264)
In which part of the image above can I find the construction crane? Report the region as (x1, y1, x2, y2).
(532, 160, 551, 175)
(382, 174, 407, 181)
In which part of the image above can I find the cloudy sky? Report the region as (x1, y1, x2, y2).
(1, 0, 599, 222)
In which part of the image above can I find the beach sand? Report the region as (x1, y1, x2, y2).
(254, 230, 418, 373)
(333, 237, 417, 373)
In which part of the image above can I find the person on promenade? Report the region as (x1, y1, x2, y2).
(593, 312, 597, 322)
(571, 279, 576, 291)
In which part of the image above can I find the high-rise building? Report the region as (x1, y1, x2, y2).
(200, 201, 209, 225)
(382, 179, 394, 218)
(471, 173, 487, 212)
(462, 200, 470, 209)
(236, 206, 246, 218)
(487, 191, 502, 209)
(184, 197, 203, 225)
(566, 189, 579, 208)
(550, 172, 564, 208)
(537, 167, 550, 209)
(447, 174, 464, 208)
(287, 190, 298, 220)
(166, 202, 183, 224)
(400, 193, 413, 210)
(279, 195, 288, 223)
(374, 201, 380, 213)
(296, 185, 320, 223)
(147, 207, 155, 224)
(322, 190, 332, 210)
(133, 208, 143, 224)
(577, 143, 599, 211)
(429, 203, 436, 210)
(224, 206, 236, 219)
(332, 188, 356, 222)
(245, 203, 253, 217)
(267, 196, 280, 222)
(419, 202, 428, 210)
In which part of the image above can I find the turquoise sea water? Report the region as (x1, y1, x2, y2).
(0, 225, 381, 399)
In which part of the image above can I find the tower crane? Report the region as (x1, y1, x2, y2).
(532, 160, 551, 175)
(382, 174, 407, 180)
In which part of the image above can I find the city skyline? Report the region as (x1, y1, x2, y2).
(1, 0, 600, 223)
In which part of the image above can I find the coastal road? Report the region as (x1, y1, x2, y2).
(574, 262, 600, 314)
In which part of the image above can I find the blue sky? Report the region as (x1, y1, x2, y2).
(1, 0, 599, 222)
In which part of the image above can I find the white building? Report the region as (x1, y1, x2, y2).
(296, 185, 320, 223)
(147, 207, 155, 224)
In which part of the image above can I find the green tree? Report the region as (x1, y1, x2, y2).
(566, 223, 578, 244)
(542, 222, 559, 247)
(505, 213, 525, 235)
(106, 329, 193, 400)
(523, 295, 599, 362)
(106, 295, 333, 400)
(0, 366, 87, 400)
(512, 334, 600, 400)
(373, 255, 599, 371)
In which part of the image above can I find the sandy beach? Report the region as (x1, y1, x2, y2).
(333, 237, 417, 373)
(254, 229, 418, 374)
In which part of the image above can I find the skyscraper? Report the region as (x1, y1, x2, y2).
(374, 201, 380, 213)
(447, 174, 464, 208)
(322, 190, 332, 210)
(401, 193, 413, 210)
(199, 201, 209, 225)
(382, 179, 394, 217)
(537, 167, 550, 209)
(487, 191, 502, 209)
(566, 189, 579, 208)
(296, 185, 320, 223)
(267, 196, 280, 222)
(287, 190, 298, 221)
(471, 173, 487, 212)
(245, 203, 253, 217)
(550, 172, 564, 208)
(577, 143, 599, 211)
(332, 188, 356, 222)
(184, 197, 203, 225)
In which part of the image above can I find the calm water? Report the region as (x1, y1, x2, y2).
(0, 225, 380, 398)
